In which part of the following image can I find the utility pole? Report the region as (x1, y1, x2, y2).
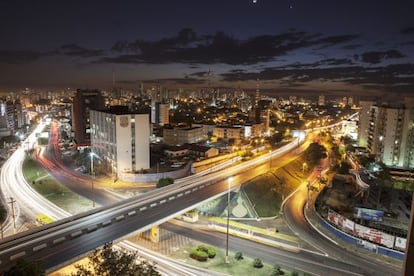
(8, 197, 16, 230)
(90, 153, 95, 208)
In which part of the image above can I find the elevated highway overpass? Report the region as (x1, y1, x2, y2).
(0, 138, 300, 272)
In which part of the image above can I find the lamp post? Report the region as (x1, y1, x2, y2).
(225, 176, 233, 264)
(302, 162, 309, 209)
(90, 152, 95, 208)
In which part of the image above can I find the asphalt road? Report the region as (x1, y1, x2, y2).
(282, 182, 401, 276)
(163, 223, 370, 276)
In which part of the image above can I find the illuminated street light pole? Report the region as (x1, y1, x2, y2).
(8, 197, 16, 231)
(302, 162, 310, 209)
(225, 176, 233, 264)
(90, 152, 95, 208)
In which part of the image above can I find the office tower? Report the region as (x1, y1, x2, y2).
(366, 102, 414, 168)
(318, 95, 325, 106)
(90, 107, 150, 181)
(72, 89, 105, 144)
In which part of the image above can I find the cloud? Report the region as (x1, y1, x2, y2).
(150, 77, 206, 85)
(103, 29, 358, 65)
(342, 44, 363, 50)
(60, 44, 104, 57)
(99, 54, 142, 64)
(360, 50, 405, 64)
(188, 71, 211, 78)
(220, 62, 414, 93)
(0, 50, 48, 64)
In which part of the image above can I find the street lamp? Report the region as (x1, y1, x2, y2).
(302, 162, 310, 209)
(225, 176, 234, 264)
(90, 152, 96, 208)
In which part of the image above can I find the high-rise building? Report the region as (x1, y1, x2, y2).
(357, 100, 375, 147)
(151, 102, 169, 126)
(90, 107, 150, 181)
(365, 102, 414, 168)
(72, 89, 105, 144)
(318, 95, 325, 106)
(5, 100, 24, 134)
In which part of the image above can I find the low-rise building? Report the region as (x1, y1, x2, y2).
(163, 126, 204, 145)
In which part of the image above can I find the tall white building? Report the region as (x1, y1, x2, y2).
(357, 100, 375, 147)
(365, 102, 414, 168)
(90, 108, 150, 181)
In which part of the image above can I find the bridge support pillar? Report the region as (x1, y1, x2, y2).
(150, 226, 159, 243)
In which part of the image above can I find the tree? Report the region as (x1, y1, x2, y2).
(337, 161, 352, 174)
(156, 177, 174, 188)
(235, 251, 244, 261)
(72, 242, 159, 276)
(268, 132, 283, 145)
(271, 264, 284, 275)
(252, 258, 263, 268)
(4, 259, 45, 276)
(305, 142, 327, 166)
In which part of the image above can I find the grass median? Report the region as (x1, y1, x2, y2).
(23, 154, 93, 215)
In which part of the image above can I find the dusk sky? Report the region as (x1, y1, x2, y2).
(1, 0, 414, 97)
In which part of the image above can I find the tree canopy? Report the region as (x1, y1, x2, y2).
(156, 177, 174, 188)
(72, 242, 159, 276)
(305, 142, 327, 166)
(4, 259, 45, 276)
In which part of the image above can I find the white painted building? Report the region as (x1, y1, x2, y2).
(357, 100, 375, 148)
(365, 102, 414, 168)
(90, 109, 150, 181)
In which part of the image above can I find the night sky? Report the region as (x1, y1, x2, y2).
(1, 0, 414, 97)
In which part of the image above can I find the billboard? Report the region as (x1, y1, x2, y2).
(394, 237, 407, 250)
(353, 207, 384, 221)
(354, 224, 395, 248)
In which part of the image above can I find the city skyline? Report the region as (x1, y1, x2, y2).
(0, 0, 413, 98)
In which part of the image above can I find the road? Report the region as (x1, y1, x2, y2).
(0, 174, 254, 271)
(0, 123, 69, 236)
(282, 164, 401, 275)
(0, 133, 308, 272)
(0, 116, 402, 274)
(163, 222, 370, 276)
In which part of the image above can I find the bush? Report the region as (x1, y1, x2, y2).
(206, 247, 216, 258)
(190, 244, 216, 261)
(190, 248, 208, 262)
(235, 251, 243, 261)
(291, 272, 299, 276)
(156, 177, 174, 188)
(271, 264, 284, 275)
(253, 258, 263, 268)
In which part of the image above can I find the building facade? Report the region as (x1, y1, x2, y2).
(90, 108, 150, 181)
(365, 102, 414, 168)
(151, 102, 169, 126)
(213, 126, 245, 140)
(72, 89, 105, 144)
(358, 100, 375, 148)
(163, 126, 204, 145)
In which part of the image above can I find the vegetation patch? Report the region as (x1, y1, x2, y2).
(190, 244, 216, 261)
(23, 155, 92, 214)
(243, 155, 307, 217)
